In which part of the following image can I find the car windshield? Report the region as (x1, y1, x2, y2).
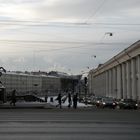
(96, 97, 102, 101)
(124, 99, 137, 103)
(103, 98, 114, 102)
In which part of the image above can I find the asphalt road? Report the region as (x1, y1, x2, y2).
(0, 108, 140, 140)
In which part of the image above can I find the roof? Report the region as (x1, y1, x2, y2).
(90, 40, 140, 75)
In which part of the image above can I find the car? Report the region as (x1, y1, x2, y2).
(94, 97, 103, 107)
(85, 96, 93, 104)
(100, 97, 117, 109)
(119, 99, 138, 109)
(79, 96, 92, 105)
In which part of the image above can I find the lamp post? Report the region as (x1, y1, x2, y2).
(105, 32, 113, 36)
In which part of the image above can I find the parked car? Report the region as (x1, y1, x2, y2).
(100, 97, 117, 109)
(119, 99, 138, 109)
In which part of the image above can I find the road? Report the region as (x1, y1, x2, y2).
(0, 108, 140, 140)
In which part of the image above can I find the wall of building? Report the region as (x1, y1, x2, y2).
(0, 72, 78, 96)
(0, 73, 61, 96)
(0, 73, 42, 95)
(88, 41, 140, 100)
(42, 76, 61, 96)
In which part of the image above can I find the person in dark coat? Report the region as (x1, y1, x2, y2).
(73, 93, 78, 109)
(45, 95, 48, 102)
(10, 89, 16, 106)
(56, 93, 62, 108)
(68, 92, 72, 108)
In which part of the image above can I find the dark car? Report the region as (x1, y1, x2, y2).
(94, 97, 103, 107)
(100, 97, 117, 109)
(119, 99, 138, 109)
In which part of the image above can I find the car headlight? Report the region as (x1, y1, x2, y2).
(103, 102, 106, 105)
(113, 103, 116, 105)
(135, 104, 138, 106)
(97, 101, 100, 103)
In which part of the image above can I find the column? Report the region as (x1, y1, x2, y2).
(103, 72, 106, 96)
(106, 71, 109, 97)
(100, 73, 105, 96)
(126, 61, 131, 99)
(131, 58, 137, 100)
(112, 67, 117, 98)
(137, 55, 140, 100)
(122, 63, 127, 99)
(92, 75, 94, 94)
(89, 73, 92, 94)
(108, 70, 112, 97)
(110, 69, 113, 97)
(92, 75, 94, 95)
(91, 74, 93, 94)
(116, 65, 122, 99)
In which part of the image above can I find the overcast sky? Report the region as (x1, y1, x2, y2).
(0, 0, 140, 74)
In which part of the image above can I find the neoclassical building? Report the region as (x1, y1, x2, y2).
(88, 40, 140, 100)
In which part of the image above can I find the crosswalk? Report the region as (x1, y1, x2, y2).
(0, 109, 140, 140)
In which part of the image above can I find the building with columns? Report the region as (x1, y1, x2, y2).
(88, 40, 140, 100)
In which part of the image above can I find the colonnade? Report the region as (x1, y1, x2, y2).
(105, 55, 140, 100)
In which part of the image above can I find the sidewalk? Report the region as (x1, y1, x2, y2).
(0, 102, 47, 109)
(0, 101, 92, 109)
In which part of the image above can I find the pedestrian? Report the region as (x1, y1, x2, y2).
(45, 94, 48, 102)
(68, 92, 72, 108)
(73, 93, 78, 109)
(56, 93, 62, 108)
(10, 89, 16, 106)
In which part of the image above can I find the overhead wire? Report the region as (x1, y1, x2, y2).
(0, 1, 139, 55)
(0, 40, 130, 55)
(84, 0, 106, 23)
(0, 39, 131, 45)
(0, 19, 140, 27)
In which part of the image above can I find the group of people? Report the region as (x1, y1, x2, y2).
(56, 92, 78, 109)
(9, 89, 79, 109)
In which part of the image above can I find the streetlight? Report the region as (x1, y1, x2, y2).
(91, 55, 96, 58)
(105, 32, 113, 36)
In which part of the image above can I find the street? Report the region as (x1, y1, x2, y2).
(0, 108, 140, 140)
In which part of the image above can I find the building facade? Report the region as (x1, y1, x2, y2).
(1, 73, 42, 95)
(88, 41, 140, 100)
(0, 72, 79, 96)
(0, 72, 61, 96)
(42, 76, 61, 96)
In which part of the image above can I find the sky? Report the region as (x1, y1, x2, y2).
(0, 0, 140, 74)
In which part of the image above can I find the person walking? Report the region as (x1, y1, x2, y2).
(56, 93, 62, 108)
(45, 94, 48, 102)
(10, 89, 16, 106)
(68, 92, 72, 108)
(73, 93, 78, 109)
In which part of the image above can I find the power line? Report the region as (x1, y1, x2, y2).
(84, 0, 106, 23)
(1, 20, 140, 27)
(92, 23, 140, 26)
(0, 40, 90, 44)
(0, 39, 130, 45)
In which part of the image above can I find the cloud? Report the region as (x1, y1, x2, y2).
(0, 0, 42, 4)
(47, 63, 67, 72)
(0, 4, 36, 20)
(0, 0, 140, 23)
(0, 0, 140, 74)
(13, 57, 25, 63)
